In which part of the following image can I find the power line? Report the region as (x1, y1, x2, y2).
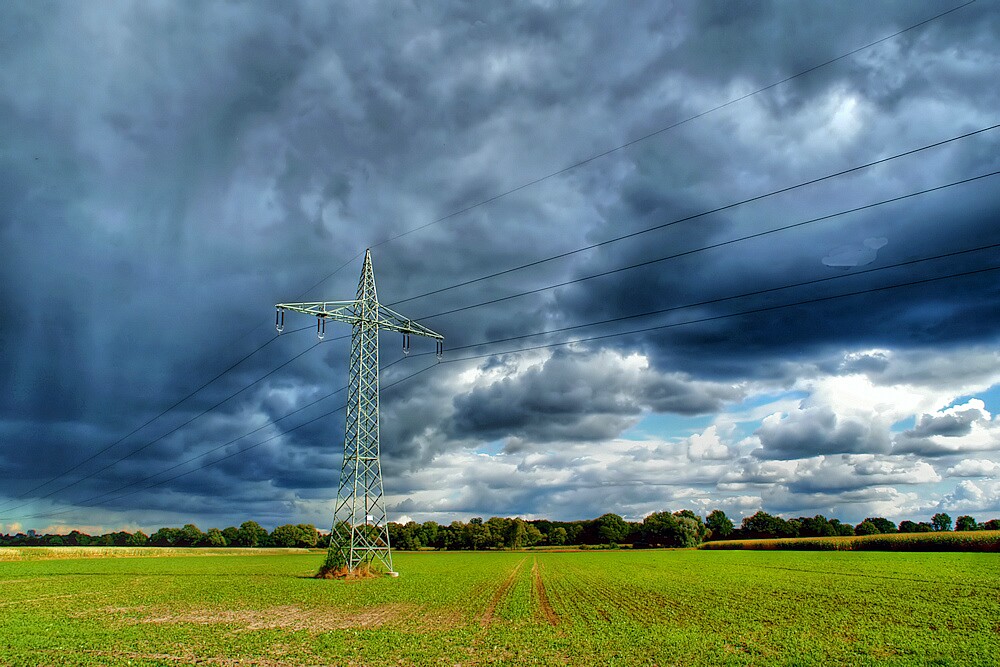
(0, 334, 340, 517)
(7, 1, 984, 520)
(9, 257, 995, 524)
(421, 243, 1000, 355)
(28, 3, 974, 509)
(366, 1, 977, 252)
(430, 264, 1000, 364)
(0, 326, 310, 511)
(22, 2, 974, 510)
(11, 163, 995, 519)
(414, 168, 1000, 321)
(229, 253, 366, 346)
(8, 357, 422, 523)
(7, 162, 996, 518)
(389, 122, 1000, 309)
(4, 5, 981, 527)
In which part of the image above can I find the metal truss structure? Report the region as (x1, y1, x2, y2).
(276, 250, 443, 575)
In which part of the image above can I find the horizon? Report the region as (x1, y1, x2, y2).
(2, 1, 999, 536)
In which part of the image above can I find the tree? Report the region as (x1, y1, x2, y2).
(955, 515, 977, 531)
(674, 510, 708, 541)
(863, 517, 896, 534)
(596, 513, 630, 545)
(898, 520, 918, 533)
(176, 524, 204, 547)
(983, 519, 1000, 531)
(931, 513, 952, 532)
(466, 522, 492, 550)
(126, 530, 149, 547)
(201, 528, 228, 547)
(444, 521, 470, 550)
(236, 521, 268, 548)
(270, 524, 302, 548)
(420, 521, 440, 548)
(486, 517, 511, 549)
(796, 515, 834, 538)
(741, 511, 787, 539)
(389, 522, 421, 550)
(706, 510, 733, 539)
(66, 530, 88, 546)
(828, 519, 855, 536)
(149, 527, 180, 547)
(221, 527, 239, 545)
(101, 531, 131, 546)
(642, 511, 703, 548)
(296, 524, 319, 548)
(549, 527, 568, 546)
(854, 520, 879, 536)
(505, 518, 529, 549)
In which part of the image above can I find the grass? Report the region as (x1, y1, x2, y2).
(1, 547, 997, 665)
(0, 546, 311, 561)
(700, 529, 1000, 551)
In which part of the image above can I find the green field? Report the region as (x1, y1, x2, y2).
(1, 548, 997, 666)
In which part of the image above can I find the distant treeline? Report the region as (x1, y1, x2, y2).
(3, 510, 997, 550)
(385, 510, 1000, 550)
(0, 521, 317, 549)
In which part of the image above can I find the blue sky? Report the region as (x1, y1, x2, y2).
(1, 0, 998, 534)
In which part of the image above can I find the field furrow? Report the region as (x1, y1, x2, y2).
(532, 557, 559, 627)
(479, 555, 526, 627)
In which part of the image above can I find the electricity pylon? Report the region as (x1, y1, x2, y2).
(276, 249, 443, 576)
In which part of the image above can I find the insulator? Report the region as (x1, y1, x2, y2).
(436, 340, 443, 361)
(275, 308, 284, 333)
(402, 333, 410, 356)
(317, 317, 326, 341)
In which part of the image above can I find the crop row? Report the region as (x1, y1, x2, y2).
(700, 529, 1000, 551)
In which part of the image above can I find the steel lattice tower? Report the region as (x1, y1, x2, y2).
(276, 250, 443, 575)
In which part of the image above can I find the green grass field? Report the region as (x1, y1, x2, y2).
(1, 548, 997, 666)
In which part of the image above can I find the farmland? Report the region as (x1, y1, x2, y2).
(700, 529, 1000, 551)
(1, 548, 997, 666)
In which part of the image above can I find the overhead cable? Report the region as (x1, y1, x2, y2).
(415, 167, 1000, 321)
(371, 1, 978, 252)
(8, 256, 995, 523)
(390, 122, 1000, 308)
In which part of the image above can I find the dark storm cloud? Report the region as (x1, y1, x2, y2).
(549, 141, 1000, 382)
(530, 0, 1000, 381)
(890, 399, 998, 458)
(450, 353, 643, 444)
(905, 408, 983, 438)
(721, 454, 938, 495)
(1, 1, 998, 531)
(835, 347, 1000, 391)
(754, 406, 891, 459)
(449, 348, 741, 446)
(893, 434, 1000, 458)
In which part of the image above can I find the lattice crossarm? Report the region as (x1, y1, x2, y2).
(375, 304, 444, 340)
(276, 301, 361, 325)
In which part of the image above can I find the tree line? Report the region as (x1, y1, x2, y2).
(3, 510, 996, 550)
(385, 510, 999, 550)
(0, 521, 318, 549)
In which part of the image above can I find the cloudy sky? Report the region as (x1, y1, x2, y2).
(2, 0, 999, 535)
